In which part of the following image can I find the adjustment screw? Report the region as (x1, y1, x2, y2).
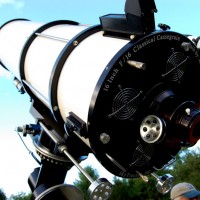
(100, 133, 111, 144)
(16, 126, 23, 132)
(58, 145, 67, 154)
(158, 23, 170, 31)
(130, 35, 135, 40)
(73, 40, 78, 46)
(53, 106, 58, 111)
(181, 42, 191, 52)
(185, 108, 191, 115)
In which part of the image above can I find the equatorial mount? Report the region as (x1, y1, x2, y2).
(20, 121, 113, 200)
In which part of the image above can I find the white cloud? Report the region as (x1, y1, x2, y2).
(0, 0, 24, 9)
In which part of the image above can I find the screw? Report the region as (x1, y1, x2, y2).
(53, 106, 58, 111)
(181, 42, 191, 52)
(185, 108, 191, 115)
(100, 133, 111, 144)
(73, 40, 78, 46)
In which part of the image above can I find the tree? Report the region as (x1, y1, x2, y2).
(109, 177, 130, 200)
(0, 189, 6, 200)
(9, 192, 31, 200)
(109, 175, 170, 200)
(169, 148, 200, 189)
(73, 148, 200, 199)
(109, 147, 200, 199)
(74, 165, 99, 200)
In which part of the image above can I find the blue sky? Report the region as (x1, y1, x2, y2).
(1, 0, 200, 198)
(0, 0, 200, 35)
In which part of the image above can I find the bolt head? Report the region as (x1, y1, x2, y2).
(100, 133, 110, 144)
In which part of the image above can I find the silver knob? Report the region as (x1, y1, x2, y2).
(151, 172, 174, 194)
(88, 178, 112, 200)
(140, 115, 165, 143)
(59, 145, 113, 199)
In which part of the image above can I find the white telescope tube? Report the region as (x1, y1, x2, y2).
(0, 19, 129, 122)
(0, 20, 43, 78)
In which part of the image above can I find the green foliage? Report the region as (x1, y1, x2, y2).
(9, 192, 31, 200)
(74, 165, 99, 200)
(0, 189, 6, 200)
(74, 148, 200, 199)
(169, 148, 200, 189)
(109, 177, 130, 200)
(109, 176, 170, 200)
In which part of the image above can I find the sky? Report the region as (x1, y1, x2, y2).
(1, 0, 200, 198)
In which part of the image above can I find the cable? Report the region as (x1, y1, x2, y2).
(16, 130, 41, 165)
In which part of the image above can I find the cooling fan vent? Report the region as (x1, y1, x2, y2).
(109, 88, 140, 120)
(131, 143, 154, 167)
(163, 52, 188, 82)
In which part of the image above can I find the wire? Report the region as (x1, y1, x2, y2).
(16, 131, 41, 165)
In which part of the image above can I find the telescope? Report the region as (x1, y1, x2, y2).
(1, 0, 200, 199)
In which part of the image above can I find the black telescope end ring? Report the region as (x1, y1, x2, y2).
(19, 20, 79, 103)
(49, 24, 102, 123)
(0, 18, 29, 30)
